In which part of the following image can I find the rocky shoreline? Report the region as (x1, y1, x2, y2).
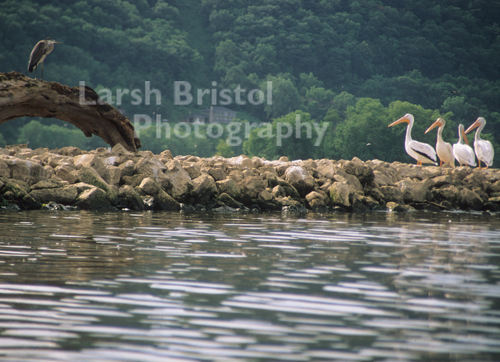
(1, 143, 499, 214)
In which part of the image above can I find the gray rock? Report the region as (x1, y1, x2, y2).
(75, 187, 115, 210)
(284, 165, 315, 197)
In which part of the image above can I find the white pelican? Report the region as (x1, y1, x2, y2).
(425, 117, 455, 167)
(453, 124, 476, 167)
(465, 117, 494, 169)
(388, 113, 437, 165)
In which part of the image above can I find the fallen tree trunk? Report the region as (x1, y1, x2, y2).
(0, 71, 141, 152)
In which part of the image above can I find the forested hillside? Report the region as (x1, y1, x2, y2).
(1, 0, 499, 166)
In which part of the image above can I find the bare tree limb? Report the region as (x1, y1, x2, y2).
(0, 71, 141, 152)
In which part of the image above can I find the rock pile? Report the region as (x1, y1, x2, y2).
(1, 144, 499, 213)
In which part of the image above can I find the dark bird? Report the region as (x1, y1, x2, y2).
(28, 38, 61, 80)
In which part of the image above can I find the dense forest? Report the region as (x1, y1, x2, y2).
(1, 0, 499, 166)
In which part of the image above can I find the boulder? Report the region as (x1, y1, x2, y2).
(74, 186, 115, 211)
(29, 185, 79, 205)
(380, 186, 405, 205)
(329, 182, 351, 208)
(0, 161, 10, 178)
(217, 192, 244, 209)
(77, 166, 117, 205)
(238, 176, 267, 202)
(458, 188, 484, 211)
(216, 178, 241, 200)
(343, 157, 375, 186)
(284, 165, 315, 197)
(55, 165, 78, 184)
(183, 162, 201, 180)
(306, 191, 327, 211)
(163, 159, 192, 201)
(191, 174, 218, 204)
(396, 179, 430, 203)
(136, 177, 180, 211)
(4, 157, 49, 185)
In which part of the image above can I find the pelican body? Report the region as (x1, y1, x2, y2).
(388, 113, 437, 165)
(425, 117, 455, 167)
(465, 117, 494, 169)
(28, 38, 61, 80)
(453, 124, 476, 167)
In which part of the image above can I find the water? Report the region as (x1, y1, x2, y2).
(0, 210, 499, 361)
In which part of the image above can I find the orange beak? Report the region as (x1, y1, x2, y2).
(388, 116, 410, 128)
(465, 119, 480, 134)
(425, 118, 443, 134)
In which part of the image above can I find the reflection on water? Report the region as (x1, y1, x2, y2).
(0, 210, 499, 361)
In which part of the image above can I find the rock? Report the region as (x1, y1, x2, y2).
(57, 146, 83, 157)
(110, 143, 134, 158)
(0, 161, 10, 178)
(329, 182, 351, 208)
(4, 157, 49, 185)
(75, 187, 115, 210)
(380, 186, 405, 205)
(159, 150, 174, 160)
(238, 176, 266, 202)
(77, 166, 117, 205)
(119, 160, 135, 178)
(55, 165, 78, 184)
(163, 159, 192, 201)
(284, 165, 315, 197)
(306, 191, 327, 211)
(431, 185, 460, 207)
(117, 185, 145, 210)
(207, 167, 226, 181)
(386, 201, 414, 212)
(458, 188, 484, 211)
(343, 157, 375, 186)
(396, 179, 430, 203)
(183, 162, 201, 180)
(271, 185, 287, 199)
(191, 174, 218, 204)
(230, 155, 254, 168)
(136, 177, 180, 211)
(1, 179, 30, 200)
(102, 165, 122, 186)
(431, 175, 453, 188)
(217, 192, 244, 209)
(29, 185, 79, 205)
(216, 178, 241, 200)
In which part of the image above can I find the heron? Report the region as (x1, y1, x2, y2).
(28, 38, 61, 80)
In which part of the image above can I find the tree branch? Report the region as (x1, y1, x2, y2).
(0, 71, 141, 152)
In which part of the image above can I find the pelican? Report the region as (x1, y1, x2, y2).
(453, 124, 476, 167)
(465, 117, 494, 169)
(425, 118, 455, 167)
(28, 38, 61, 80)
(388, 113, 437, 165)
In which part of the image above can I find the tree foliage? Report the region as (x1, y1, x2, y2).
(1, 0, 499, 167)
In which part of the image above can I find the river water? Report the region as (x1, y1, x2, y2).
(0, 210, 499, 361)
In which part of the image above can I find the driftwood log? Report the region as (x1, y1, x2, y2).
(0, 71, 141, 152)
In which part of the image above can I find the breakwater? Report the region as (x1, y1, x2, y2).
(1, 144, 499, 213)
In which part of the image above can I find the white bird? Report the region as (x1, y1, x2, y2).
(465, 117, 494, 169)
(388, 113, 437, 165)
(425, 117, 455, 167)
(453, 124, 476, 167)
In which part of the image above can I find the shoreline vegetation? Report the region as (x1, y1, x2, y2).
(1, 143, 499, 214)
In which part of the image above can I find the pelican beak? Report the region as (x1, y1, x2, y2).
(461, 127, 470, 146)
(425, 118, 443, 134)
(465, 119, 480, 134)
(388, 116, 410, 128)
